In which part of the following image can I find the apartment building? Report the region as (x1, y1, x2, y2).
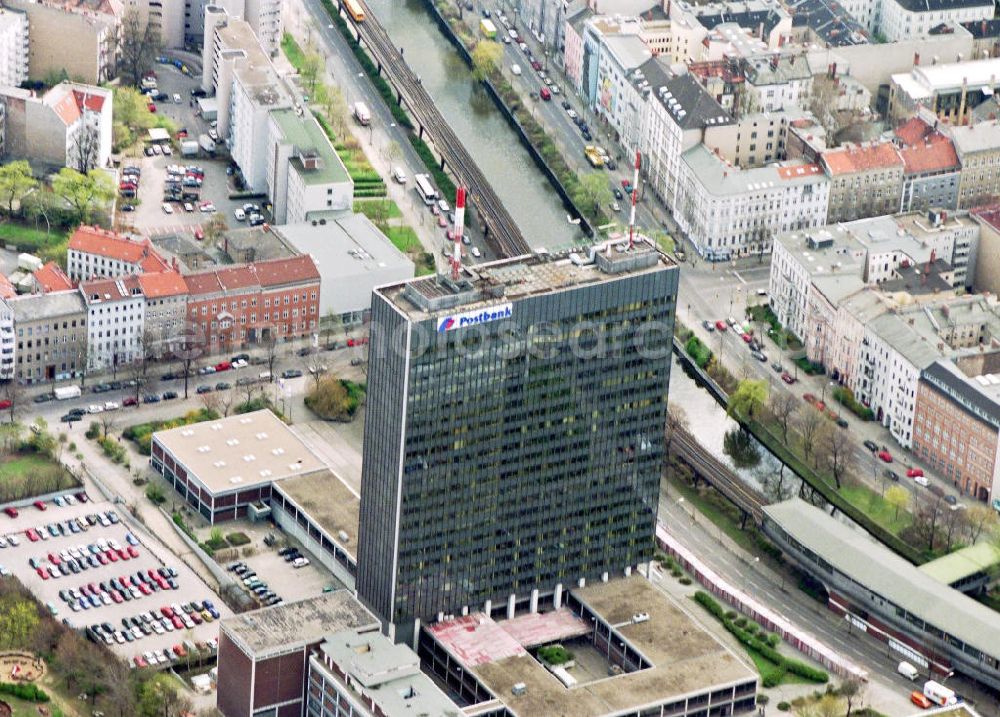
(948, 121, 1000, 209)
(741, 54, 812, 112)
(890, 57, 1000, 123)
(0, 296, 13, 381)
(81, 276, 145, 371)
(5, 0, 118, 84)
(67, 225, 168, 281)
(593, 34, 651, 142)
(0, 82, 112, 171)
(676, 144, 829, 260)
(32, 262, 73, 293)
(0, 8, 28, 88)
(914, 358, 1000, 504)
(665, 0, 791, 64)
(183, 255, 320, 351)
(137, 270, 187, 353)
(971, 205, 1000, 292)
(879, 0, 991, 42)
(894, 116, 961, 213)
(10, 290, 87, 383)
(820, 142, 904, 224)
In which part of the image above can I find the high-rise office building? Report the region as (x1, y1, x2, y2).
(357, 242, 679, 644)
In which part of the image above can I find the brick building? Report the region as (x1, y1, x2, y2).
(913, 359, 1000, 505)
(183, 255, 320, 351)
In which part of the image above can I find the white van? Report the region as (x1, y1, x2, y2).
(897, 661, 919, 680)
(392, 166, 407, 184)
(511, 64, 522, 76)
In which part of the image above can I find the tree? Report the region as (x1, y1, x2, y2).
(818, 424, 853, 488)
(299, 45, 323, 94)
(71, 121, 103, 173)
(885, 485, 910, 521)
(767, 391, 798, 444)
(117, 8, 161, 87)
(940, 506, 969, 552)
(796, 406, 824, 465)
(124, 329, 157, 405)
(199, 390, 221, 416)
(305, 376, 352, 420)
(0, 421, 23, 455)
(840, 678, 864, 716)
(572, 172, 612, 216)
(317, 82, 347, 133)
(0, 597, 39, 649)
(203, 212, 229, 250)
(263, 331, 279, 383)
(913, 494, 947, 552)
(98, 413, 116, 440)
(217, 386, 237, 417)
(0, 160, 37, 215)
(1, 381, 24, 424)
(471, 39, 503, 81)
(965, 504, 998, 543)
(52, 167, 115, 223)
(727, 379, 768, 421)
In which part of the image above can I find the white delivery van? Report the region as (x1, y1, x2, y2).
(897, 661, 919, 680)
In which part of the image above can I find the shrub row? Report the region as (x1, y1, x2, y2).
(685, 335, 713, 369)
(124, 409, 219, 455)
(97, 436, 127, 464)
(0, 681, 50, 702)
(832, 387, 875, 421)
(408, 135, 457, 202)
(693, 592, 828, 686)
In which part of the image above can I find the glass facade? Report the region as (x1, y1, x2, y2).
(357, 261, 678, 637)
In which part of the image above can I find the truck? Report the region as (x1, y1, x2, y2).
(480, 18, 497, 38)
(54, 386, 82, 401)
(179, 139, 199, 157)
(352, 102, 371, 126)
(198, 134, 216, 155)
(923, 680, 957, 707)
(584, 145, 605, 168)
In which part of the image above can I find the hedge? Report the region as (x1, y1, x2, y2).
(833, 387, 875, 421)
(0, 682, 50, 702)
(693, 592, 828, 685)
(685, 335, 713, 369)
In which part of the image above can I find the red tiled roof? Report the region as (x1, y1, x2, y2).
(0, 274, 14, 300)
(971, 204, 1000, 229)
(893, 117, 960, 176)
(74, 90, 105, 113)
(895, 117, 935, 146)
(33, 262, 74, 293)
(137, 271, 187, 298)
(51, 92, 81, 126)
(821, 143, 903, 175)
(69, 225, 164, 266)
(185, 256, 320, 298)
(80, 275, 142, 303)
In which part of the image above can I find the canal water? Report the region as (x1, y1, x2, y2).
(364, 0, 581, 249)
(669, 355, 802, 500)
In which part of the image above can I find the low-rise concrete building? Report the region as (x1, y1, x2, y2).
(10, 290, 87, 383)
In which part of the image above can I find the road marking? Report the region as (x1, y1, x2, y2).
(732, 271, 748, 285)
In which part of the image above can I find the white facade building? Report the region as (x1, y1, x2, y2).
(878, 0, 991, 41)
(0, 296, 13, 381)
(82, 277, 146, 371)
(0, 9, 28, 89)
(676, 144, 829, 260)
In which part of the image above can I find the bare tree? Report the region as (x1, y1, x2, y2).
(913, 494, 947, 552)
(840, 679, 864, 716)
(117, 8, 161, 87)
(218, 387, 237, 417)
(797, 406, 824, 466)
(70, 122, 102, 173)
(98, 413, 116, 440)
(940, 505, 969, 552)
(124, 329, 157, 405)
(767, 392, 799, 445)
(1, 381, 24, 424)
(818, 425, 853, 489)
(964, 504, 998, 544)
(199, 390, 221, 416)
(263, 331, 279, 383)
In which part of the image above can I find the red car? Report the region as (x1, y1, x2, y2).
(127, 546, 139, 559)
(172, 644, 186, 657)
(741, 333, 752, 343)
(96, 553, 108, 565)
(171, 616, 184, 630)
(36, 567, 48, 580)
(105, 550, 118, 563)
(215, 361, 232, 372)
(3, 506, 17, 518)
(437, 214, 448, 228)
(715, 320, 728, 332)
(189, 612, 202, 625)
(530, 60, 542, 71)
(25, 529, 38, 542)
(138, 583, 152, 596)
(134, 656, 148, 668)
(0, 400, 11, 410)
(160, 606, 173, 618)
(147, 103, 156, 113)
(906, 468, 924, 478)
(781, 373, 796, 385)
(117, 548, 129, 561)
(346, 337, 369, 347)
(47, 552, 59, 565)
(802, 393, 816, 404)
(123, 396, 138, 407)
(194, 228, 204, 241)
(878, 450, 893, 463)
(33, 500, 46, 511)
(110, 591, 123, 604)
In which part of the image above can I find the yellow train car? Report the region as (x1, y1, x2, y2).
(344, 0, 365, 22)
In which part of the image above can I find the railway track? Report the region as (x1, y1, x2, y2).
(340, 1, 532, 258)
(672, 428, 766, 523)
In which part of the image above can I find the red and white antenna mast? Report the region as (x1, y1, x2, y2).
(451, 186, 466, 280)
(628, 151, 641, 250)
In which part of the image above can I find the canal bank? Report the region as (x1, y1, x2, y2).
(413, 0, 596, 239)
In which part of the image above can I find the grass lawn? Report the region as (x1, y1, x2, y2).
(4, 696, 67, 717)
(386, 226, 421, 253)
(281, 33, 306, 70)
(0, 222, 68, 258)
(356, 198, 402, 219)
(0, 452, 77, 503)
(839, 484, 912, 535)
(664, 471, 758, 554)
(0, 453, 57, 480)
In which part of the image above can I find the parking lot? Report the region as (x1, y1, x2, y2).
(0, 493, 231, 668)
(119, 66, 253, 242)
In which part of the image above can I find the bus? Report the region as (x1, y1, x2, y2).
(344, 0, 365, 22)
(414, 173, 438, 205)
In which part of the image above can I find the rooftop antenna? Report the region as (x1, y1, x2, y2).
(451, 186, 466, 280)
(628, 150, 641, 250)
